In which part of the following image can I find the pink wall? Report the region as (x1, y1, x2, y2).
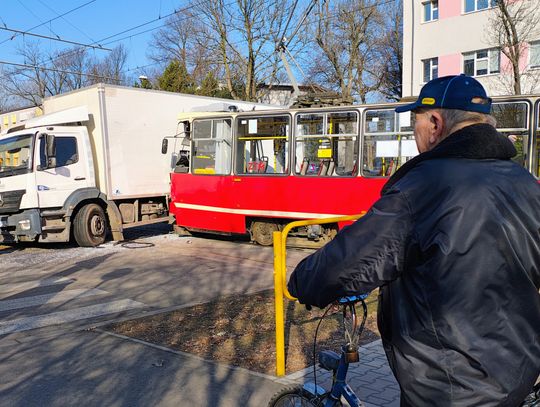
(438, 53, 462, 76)
(500, 45, 529, 74)
(438, 47, 530, 78)
(439, 0, 462, 19)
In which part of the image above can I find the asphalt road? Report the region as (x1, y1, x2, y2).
(0, 224, 312, 339)
(0, 225, 312, 406)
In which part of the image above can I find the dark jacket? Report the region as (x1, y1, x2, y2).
(288, 124, 540, 407)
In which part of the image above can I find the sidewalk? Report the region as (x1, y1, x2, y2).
(0, 327, 398, 407)
(280, 339, 400, 407)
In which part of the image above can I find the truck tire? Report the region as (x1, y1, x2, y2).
(73, 203, 107, 247)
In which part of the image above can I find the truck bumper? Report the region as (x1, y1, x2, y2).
(0, 209, 42, 243)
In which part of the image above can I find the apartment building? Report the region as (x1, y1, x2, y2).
(402, 0, 540, 97)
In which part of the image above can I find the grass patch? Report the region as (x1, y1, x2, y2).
(106, 289, 380, 375)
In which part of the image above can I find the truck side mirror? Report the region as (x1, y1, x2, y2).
(161, 138, 168, 154)
(42, 133, 57, 169)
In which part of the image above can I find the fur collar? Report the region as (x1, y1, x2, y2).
(381, 123, 517, 195)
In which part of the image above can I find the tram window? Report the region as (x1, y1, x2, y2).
(536, 132, 540, 178)
(191, 118, 232, 175)
(296, 114, 324, 135)
(362, 109, 416, 177)
(492, 102, 529, 170)
(295, 111, 358, 177)
(536, 107, 540, 178)
(365, 110, 394, 133)
(235, 115, 290, 175)
(492, 102, 528, 129)
(499, 130, 529, 168)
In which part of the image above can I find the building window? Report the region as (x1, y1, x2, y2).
(463, 49, 500, 76)
(465, 0, 498, 13)
(423, 58, 438, 82)
(423, 1, 438, 22)
(530, 41, 540, 68)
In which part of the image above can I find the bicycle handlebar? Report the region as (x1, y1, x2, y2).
(337, 294, 369, 304)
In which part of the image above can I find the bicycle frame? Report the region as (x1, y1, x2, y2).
(327, 350, 364, 407)
(302, 346, 365, 407)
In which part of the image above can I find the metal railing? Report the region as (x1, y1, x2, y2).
(272, 214, 364, 376)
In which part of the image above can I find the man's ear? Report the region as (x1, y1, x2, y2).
(429, 110, 445, 144)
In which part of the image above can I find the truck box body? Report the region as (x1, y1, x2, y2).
(0, 84, 278, 246)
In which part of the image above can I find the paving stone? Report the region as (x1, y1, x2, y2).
(283, 340, 401, 406)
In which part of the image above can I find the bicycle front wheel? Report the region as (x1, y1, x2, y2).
(267, 385, 322, 407)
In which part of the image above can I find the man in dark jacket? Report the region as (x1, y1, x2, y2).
(288, 74, 540, 406)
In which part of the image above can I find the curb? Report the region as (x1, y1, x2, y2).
(95, 328, 297, 384)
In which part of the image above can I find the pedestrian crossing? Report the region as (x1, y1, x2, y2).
(0, 275, 146, 336)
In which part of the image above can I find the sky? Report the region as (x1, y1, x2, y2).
(0, 0, 185, 81)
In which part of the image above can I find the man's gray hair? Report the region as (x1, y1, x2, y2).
(439, 109, 497, 137)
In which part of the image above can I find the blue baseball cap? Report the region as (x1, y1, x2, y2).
(395, 74, 492, 114)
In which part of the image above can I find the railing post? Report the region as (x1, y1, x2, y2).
(272, 214, 364, 377)
(273, 230, 286, 376)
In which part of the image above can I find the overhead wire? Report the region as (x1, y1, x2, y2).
(15, 0, 63, 40)
(274, 0, 396, 91)
(36, 0, 98, 44)
(34, 0, 231, 69)
(35, 0, 239, 74)
(0, 0, 97, 46)
(2, 0, 398, 90)
(0, 0, 210, 83)
(0, 60, 121, 81)
(0, 26, 111, 51)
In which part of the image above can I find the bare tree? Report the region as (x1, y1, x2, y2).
(88, 45, 129, 86)
(150, 0, 297, 101)
(1, 42, 53, 107)
(486, 0, 540, 95)
(307, 0, 385, 103)
(0, 42, 128, 108)
(148, 10, 214, 84)
(378, 0, 403, 101)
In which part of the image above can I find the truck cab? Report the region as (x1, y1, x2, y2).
(0, 107, 115, 246)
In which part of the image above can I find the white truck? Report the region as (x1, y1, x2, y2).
(0, 84, 276, 246)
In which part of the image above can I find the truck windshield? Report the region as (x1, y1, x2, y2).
(0, 133, 33, 178)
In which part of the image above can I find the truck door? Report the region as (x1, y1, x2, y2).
(34, 130, 91, 208)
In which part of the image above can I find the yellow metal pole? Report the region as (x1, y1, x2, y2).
(272, 214, 365, 376)
(273, 231, 286, 376)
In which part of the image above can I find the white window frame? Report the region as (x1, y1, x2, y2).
(463, 49, 500, 77)
(464, 0, 497, 14)
(422, 57, 438, 83)
(423, 1, 439, 22)
(530, 41, 540, 69)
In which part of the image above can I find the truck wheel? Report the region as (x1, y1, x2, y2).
(251, 221, 278, 246)
(73, 204, 107, 247)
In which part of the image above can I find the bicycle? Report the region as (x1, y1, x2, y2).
(267, 293, 540, 407)
(268, 294, 370, 407)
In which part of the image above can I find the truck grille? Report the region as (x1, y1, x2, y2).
(0, 190, 25, 214)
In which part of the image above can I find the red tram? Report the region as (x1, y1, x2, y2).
(166, 96, 540, 245)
